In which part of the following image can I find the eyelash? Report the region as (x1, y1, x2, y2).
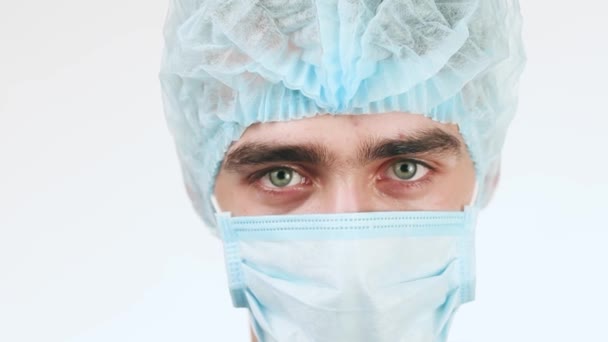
(379, 158, 435, 188)
(246, 166, 311, 195)
(247, 158, 435, 194)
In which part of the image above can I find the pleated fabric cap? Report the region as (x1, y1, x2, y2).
(160, 0, 526, 232)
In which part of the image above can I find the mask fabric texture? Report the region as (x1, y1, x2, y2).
(216, 207, 477, 342)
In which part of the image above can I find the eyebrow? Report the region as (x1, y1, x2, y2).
(222, 128, 462, 170)
(223, 143, 332, 170)
(359, 128, 463, 162)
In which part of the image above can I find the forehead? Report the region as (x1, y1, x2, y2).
(230, 112, 464, 151)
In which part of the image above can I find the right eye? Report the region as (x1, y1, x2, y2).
(260, 167, 304, 188)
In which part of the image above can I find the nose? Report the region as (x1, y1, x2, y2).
(320, 179, 374, 214)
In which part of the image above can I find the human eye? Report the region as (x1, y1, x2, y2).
(386, 159, 430, 182)
(256, 167, 307, 189)
(375, 158, 435, 197)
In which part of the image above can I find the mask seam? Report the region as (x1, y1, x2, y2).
(218, 213, 248, 308)
(232, 222, 466, 233)
(459, 207, 476, 302)
(232, 215, 464, 225)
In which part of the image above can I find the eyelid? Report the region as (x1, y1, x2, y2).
(382, 158, 433, 182)
(395, 157, 434, 170)
(247, 165, 309, 186)
(263, 168, 305, 188)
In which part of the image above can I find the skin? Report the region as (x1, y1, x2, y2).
(214, 112, 476, 216)
(213, 112, 477, 342)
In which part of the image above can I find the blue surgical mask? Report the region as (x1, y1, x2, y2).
(214, 204, 478, 342)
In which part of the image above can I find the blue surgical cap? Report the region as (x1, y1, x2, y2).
(160, 0, 526, 231)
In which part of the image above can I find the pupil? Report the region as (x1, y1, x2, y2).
(270, 168, 292, 187)
(394, 161, 416, 179)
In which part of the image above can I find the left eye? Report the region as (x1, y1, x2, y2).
(389, 160, 429, 181)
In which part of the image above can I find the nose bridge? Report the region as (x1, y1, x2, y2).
(325, 175, 371, 213)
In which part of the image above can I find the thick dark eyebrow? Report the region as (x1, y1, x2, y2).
(359, 128, 463, 162)
(222, 143, 332, 170)
(222, 128, 462, 171)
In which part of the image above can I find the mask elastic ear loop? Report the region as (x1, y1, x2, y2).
(469, 182, 479, 207)
(211, 195, 223, 214)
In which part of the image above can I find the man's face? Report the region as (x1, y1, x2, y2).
(214, 112, 476, 216)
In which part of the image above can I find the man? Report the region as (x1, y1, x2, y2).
(160, 0, 525, 341)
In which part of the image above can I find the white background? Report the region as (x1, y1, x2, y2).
(1, 1, 607, 341)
